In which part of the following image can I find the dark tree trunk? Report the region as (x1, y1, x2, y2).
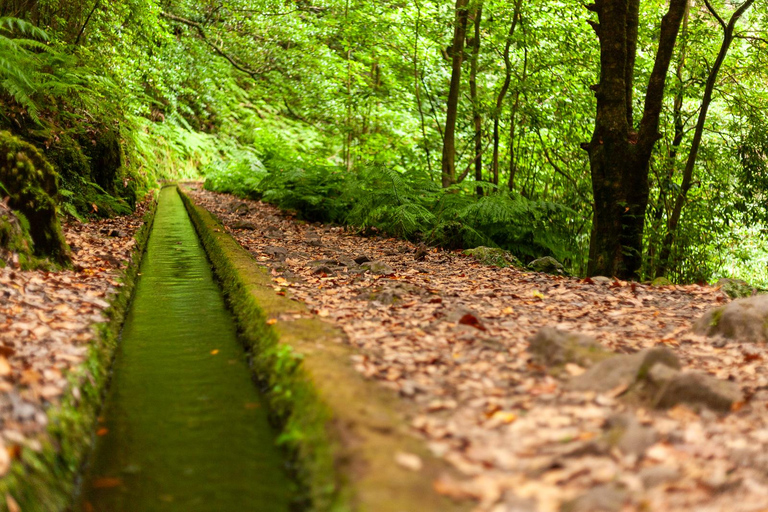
(655, 0, 756, 277)
(441, 0, 469, 188)
(584, 0, 687, 279)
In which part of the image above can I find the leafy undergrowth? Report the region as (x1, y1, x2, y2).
(204, 155, 581, 272)
(191, 185, 768, 512)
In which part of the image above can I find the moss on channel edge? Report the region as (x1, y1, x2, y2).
(179, 186, 470, 512)
(0, 193, 157, 512)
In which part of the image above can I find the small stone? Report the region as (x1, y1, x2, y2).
(232, 221, 257, 230)
(652, 371, 743, 412)
(463, 246, 522, 268)
(694, 295, 768, 343)
(717, 278, 756, 298)
(528, 327, 609, 368)
(651, 276, 672, 287)
(568, 347, 680, 393)
(353, 254, 371, 264)
(264, 246, 288, 260)
(360, 261, 393, 275)
(639, 465, 680, 489)
(590, 276, 612, 284)
(528, 256, 566, 275)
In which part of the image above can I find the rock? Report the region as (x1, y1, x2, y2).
(528, 328, 611, 368)
(463, 246, 522, 268)
(717, 278, 756, 299)
(651, 276, 673, 287)
(312, 265, 334, 275)
(228, 201, 250, 214)
(353, 254, 371, 264)
(568, 347, 680, 393)
(527, 256, 566, 275)
(693, 295, 768, 343)
(651, 370, 742, 412)
(360, 261, 393, 274)
(264, 246, 288, 260)
(232, 220, 257, 230)
(590, 276, 612, 284)
(359, 280, 425, 305)
(568, 348, 680, 393)
(561, 484, 628, 512)
(414, 244, 429, 262)
(604, 414, 657, 457)
(639, 465, 681, 489)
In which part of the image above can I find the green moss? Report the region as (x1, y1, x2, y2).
(0, 198, 157, 511)
(0, 130, 70, 263)
(463, 246, 522, 268)
(651, 276, 673, 287)
(710, 308, 724, 328)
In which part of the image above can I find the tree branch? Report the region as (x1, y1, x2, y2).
(160, 11, 262, 80)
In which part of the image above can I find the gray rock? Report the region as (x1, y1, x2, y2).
(264, 246, 288, 260)
(590, 276, 613, 284)
(561, 484, 628, 512)
(717, 278, 756, 299)
(463, 246, 522, 268)
(232, 220, 257, 230)
(639, 465, 681, 489)
(360, 261, 394, 274)
(694, 295, 768, 343)
(528, 256, 566, 275)
(652, 371, 742, 413)
(528, 327, 610, 368)
(568, 347, 680, 393)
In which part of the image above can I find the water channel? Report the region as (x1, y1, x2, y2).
(78, 186, 292, 511)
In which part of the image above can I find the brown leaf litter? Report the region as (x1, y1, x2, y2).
(188, 185, 768, 512)
(0, 198, 149, 474)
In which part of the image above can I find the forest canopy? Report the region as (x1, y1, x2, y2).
(1, 0, 767, 284)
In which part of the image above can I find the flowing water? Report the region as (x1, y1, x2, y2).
(78, 186, 292, 511)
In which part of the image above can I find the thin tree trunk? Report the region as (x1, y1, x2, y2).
(507, 46, 526, 192)
(468, 2, 483, 196)
(412, 0, 433, 176)
(440, 0, 470, 188)
(492, 0, 523, 187)
(655, 0, 756, 277)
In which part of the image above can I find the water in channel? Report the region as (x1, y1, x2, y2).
(78, 186, 292, 511)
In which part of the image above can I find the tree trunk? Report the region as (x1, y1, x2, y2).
(655, 0, 756, 277)
(492, 0, 523, 188)
(440, 0, 469, 188)
(585, 0, 687, 279)
(468, 2, 483, 196)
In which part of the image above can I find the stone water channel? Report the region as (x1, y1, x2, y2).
(77, 186, 292, 511)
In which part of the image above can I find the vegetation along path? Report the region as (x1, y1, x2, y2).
(187, 184, 768, 512)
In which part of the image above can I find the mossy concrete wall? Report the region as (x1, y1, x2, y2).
(0, 196, 157, 511)
(179, 186, 469, 512)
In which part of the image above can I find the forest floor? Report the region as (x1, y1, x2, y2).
(188, 185, 768, 512)
(4, 186, 768, 511)
(0, 199, 149, 477)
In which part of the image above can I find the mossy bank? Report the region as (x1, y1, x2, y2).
(0, 196, 157, 511)
(179, 185, 469, 512)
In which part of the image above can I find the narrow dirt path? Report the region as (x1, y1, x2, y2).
(190, 185, 768, 512)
